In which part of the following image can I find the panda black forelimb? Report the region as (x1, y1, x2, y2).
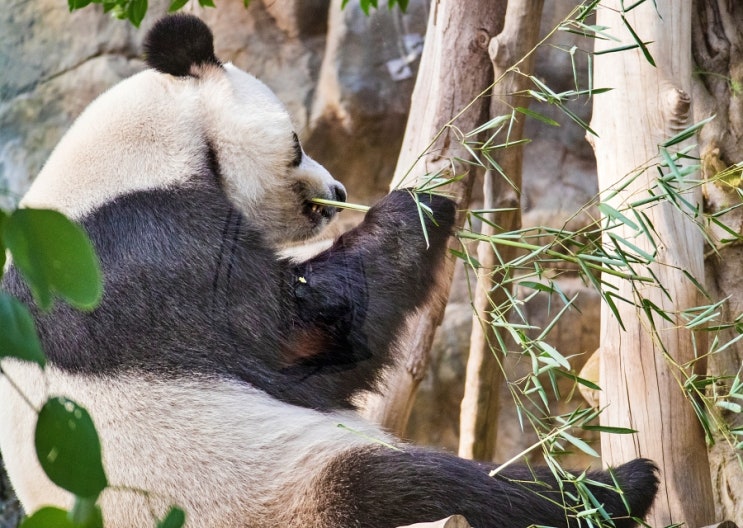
(280, 189, 456, 405)
(313, 448, 659, 528)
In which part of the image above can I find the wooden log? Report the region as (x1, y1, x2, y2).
(590, 1, 715, 525)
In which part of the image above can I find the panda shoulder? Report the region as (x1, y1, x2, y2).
(143, 14, 221, 77)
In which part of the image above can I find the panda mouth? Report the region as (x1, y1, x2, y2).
(302, 200, 338, 226)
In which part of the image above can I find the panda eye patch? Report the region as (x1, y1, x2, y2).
(291, 132, 303, 167)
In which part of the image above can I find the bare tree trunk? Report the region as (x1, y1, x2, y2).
(458, 0, 544, 462)
(692, 0, 743, 521)
(361, 0, 505, 435)
(590, 2, 715, 526)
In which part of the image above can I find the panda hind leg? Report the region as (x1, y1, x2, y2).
(310, 446, 659, 528)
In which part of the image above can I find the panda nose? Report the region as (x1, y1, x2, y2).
(332, 183, 347, 204)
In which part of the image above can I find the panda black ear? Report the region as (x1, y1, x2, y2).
(144, 14, 221, 77)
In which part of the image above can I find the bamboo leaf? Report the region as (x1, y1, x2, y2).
(660, 115, 715, 147)
(555, 370, 601, 391)
(514, 107, 560, 127)
(598, 203, 639, 231)
(559, 430, 600, 458)
(582, 425, 638, 435)
(620, 15, 655, 66)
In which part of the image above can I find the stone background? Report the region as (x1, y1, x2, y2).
(0, 1, 602, 525)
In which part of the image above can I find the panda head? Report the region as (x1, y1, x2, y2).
(23, 14, 346, 245)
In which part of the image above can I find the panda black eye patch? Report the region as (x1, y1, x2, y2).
(291, 132, 303, 167)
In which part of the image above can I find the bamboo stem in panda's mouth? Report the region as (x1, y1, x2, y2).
(310, 198, 370, 213)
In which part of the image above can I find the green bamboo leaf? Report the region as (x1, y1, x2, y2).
(35, 397, 108, 498)
(4, 209, 103, 311)
(598, 202, 639, 231)
(0, 293, 46, 368)
(620, 15, 655, 67)
(514, 107, 560, 127)
(449, 249, 481, 269)
(537, 341, 570, 370)
(606, 232, 655, 263)
(465, 114, 511, 137)
(716, 401, 742, 413)
(660, 116, 715, 148)
(582, 425, 638, 434)
(577, 0, 601, 22)
(559, 430, 600, 458)
(555, 370, 601, 391)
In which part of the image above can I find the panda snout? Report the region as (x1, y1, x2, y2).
(331, 183, 347, 204)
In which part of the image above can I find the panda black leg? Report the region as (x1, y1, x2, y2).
(280, 190, 456, 406)
(312, 447, 659, 528)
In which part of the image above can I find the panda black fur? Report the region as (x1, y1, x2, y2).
(0, 14, 659, 528)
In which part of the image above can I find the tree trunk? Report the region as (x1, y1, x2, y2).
(458, 0, 544, 462)
(691, 0, 743, 522)
(361, 0, 505, 435)
(590, 2, 715, 526)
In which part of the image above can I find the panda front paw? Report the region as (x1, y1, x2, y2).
(365, 189, 456, 249)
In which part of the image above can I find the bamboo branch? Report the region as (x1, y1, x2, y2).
(458, 0, 545, 462)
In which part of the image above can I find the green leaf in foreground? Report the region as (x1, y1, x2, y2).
(20, 504, 102, 528)
(20, 507, 78, 528)
(67, 0, 94, 11)
(0, 293, 46, 367)
(168, 0, 189, 12)
(4, 209, 102, 311)
(158, 507, 187, 528)
(0, 209, 7, 274)
(35, 397, 108, 499)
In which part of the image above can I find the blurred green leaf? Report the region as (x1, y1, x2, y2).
(0, 293, 46, 368)
(129, 0, 148, 27)
(168, 0, 189, 12)
(68, 0, 94, 10)
(0, 210, 7, 276)
(35, 397, 108, 499)
(70, 497, 103, 528)
(20, 507, 77, 528)
(157, 507, 186, 528)
(4, 209, 102, 311)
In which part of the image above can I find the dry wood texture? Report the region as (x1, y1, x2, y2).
(590, 2, 715, 525)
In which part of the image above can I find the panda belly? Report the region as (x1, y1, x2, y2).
(0, 360, 385, 527)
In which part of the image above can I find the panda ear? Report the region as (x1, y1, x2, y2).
(144, 14, 221, 77)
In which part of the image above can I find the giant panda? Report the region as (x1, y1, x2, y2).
(0, 14, 659, 528)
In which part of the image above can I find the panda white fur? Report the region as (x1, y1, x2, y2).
(0, 14, 658, 528)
